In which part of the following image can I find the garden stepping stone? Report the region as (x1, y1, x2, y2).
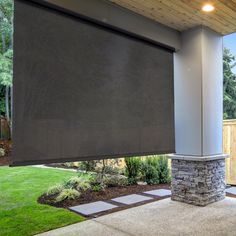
(69, 201, 118, 216)
(226, 187, 236, 195)
(111, 194, 153, 205)
(143, 189, 171, 197)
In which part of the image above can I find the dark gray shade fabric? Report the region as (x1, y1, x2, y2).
(12, 0, 175, 166)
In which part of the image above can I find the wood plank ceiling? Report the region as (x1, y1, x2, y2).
(108, 0, 236, 35)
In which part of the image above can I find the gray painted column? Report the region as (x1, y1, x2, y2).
(170, 26, 228, 206)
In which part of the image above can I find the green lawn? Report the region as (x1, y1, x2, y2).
(0, 166, 85, 236)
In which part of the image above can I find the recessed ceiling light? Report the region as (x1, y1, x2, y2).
(202, 4, 215, 12)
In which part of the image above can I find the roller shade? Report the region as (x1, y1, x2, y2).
(12, 0, 175, 166)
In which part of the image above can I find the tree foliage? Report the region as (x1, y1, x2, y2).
(0, 0, 13, 138)
(0, 0, 13, 80)
(0, 48, 12, 86)
(223, 48, 236, 119)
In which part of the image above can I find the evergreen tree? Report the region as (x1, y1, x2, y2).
(0, 0, 13, 135)
(223, 48, 236, 119)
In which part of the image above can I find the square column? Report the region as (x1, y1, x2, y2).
(171, 26, 228, 206)
(170, 155, 227, 206)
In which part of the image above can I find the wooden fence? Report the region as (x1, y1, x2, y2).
(224, 119, 236, 185)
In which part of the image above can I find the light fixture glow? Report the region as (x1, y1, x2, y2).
(202, 4, 215, 12)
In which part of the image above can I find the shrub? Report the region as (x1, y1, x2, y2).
(64, 177, 79, 189)
(89, 172, 128, 189)
(64, 176, 91, 192)
(77, 172, 94, 181)
(140, 161, 159, 185)
(79, 160, 97, 172)
(91, 183, 103, 192)
(77, 179, 91, 192)
(46, 184, 64, 196)
(140, 155, 170, 184)
(55, 189, 81, 202)
(103, 175, 128, 187)
(124, 157, 141, 184)
(157, 156, 170, 184)
(90, 174, 106, 191)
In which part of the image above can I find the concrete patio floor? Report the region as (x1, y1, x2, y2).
(38, 197, 236, 236)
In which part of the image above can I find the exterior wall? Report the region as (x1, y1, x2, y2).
(171, 158, 226, 206)
(174, 26, 223, 156)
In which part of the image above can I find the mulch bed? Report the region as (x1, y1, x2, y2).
(0, 140, 11, 166)
(37, 181, 236, 218)
(0, 156, 10, 165)
(226, 192, 236, 198)
(38, 183, 171, 209)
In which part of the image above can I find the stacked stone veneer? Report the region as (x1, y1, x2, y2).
(171, 158, 226, 206)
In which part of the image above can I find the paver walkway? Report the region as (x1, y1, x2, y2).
(68, 188, 170, 216)
(37, 197, 236, 236)
(226, 187, 236, 195)
(111, 194, 153, 205)
(69, 201, 118, 216)
(144, 189, 171, 196)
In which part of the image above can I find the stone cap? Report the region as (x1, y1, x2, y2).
(167, 154, 229, 161)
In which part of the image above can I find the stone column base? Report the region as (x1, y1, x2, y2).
(168, 154, 228, 206)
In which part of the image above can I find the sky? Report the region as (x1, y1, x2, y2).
(224, 33, 236, 74)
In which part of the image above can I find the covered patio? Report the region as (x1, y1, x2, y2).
(14, 0, 235, 205)
(38, 197, 236, 236)
(12, 0, 236, 235)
